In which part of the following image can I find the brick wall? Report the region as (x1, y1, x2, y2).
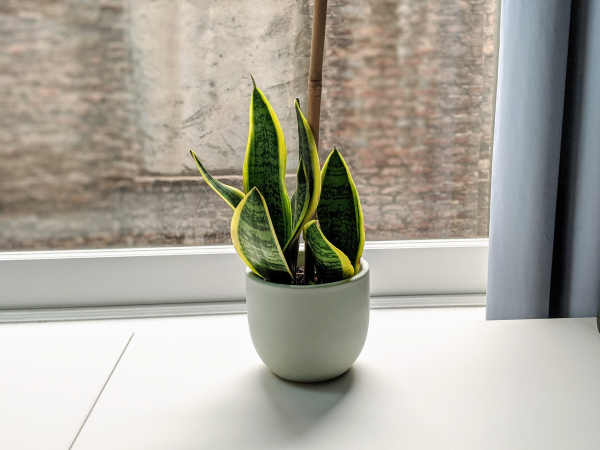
(0, 0, 495, 250)
(0, 0, 141, 216)
(319, 0, 495, 239)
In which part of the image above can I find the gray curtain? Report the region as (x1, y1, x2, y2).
(487, 0, 600, 320)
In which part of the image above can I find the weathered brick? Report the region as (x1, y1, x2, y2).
(0, 0, 494, 249)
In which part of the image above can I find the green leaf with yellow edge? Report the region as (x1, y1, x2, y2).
(317, 148, 365, 274)
(283, 157, 310, 275)
(231, 187, 293, 284)
(303, 220, 354, 283)
(287, 157, 310, 246)
(281, 100, 321, 252)
(294, 99, 321, 218)
(190, 150, 244, 211)
(284, 235, 300, 281)
(243, 78, 292, 249)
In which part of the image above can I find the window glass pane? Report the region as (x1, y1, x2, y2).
(0, 0, 496, 251)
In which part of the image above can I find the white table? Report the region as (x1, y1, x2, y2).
(2, 309, 599, 449)
(0, 324, 132, 450)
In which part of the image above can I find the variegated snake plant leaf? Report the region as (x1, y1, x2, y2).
(231, 187, 293, 284)
(317, 148, 365, 274)
(285, 157, 310, 275)
(303, 220, 354, 283)
(190, 150, 244, 211)
(243, 77, 292, 250)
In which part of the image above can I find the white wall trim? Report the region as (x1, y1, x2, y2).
(370, 294, 486, 309)
(0, 295, 486, 323)
(0, 239, 488, 310)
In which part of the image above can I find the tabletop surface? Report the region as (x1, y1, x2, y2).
(2, 308, 599, 450)
(0, 326, 132, 450)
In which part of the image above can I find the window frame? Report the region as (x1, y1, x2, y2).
(0, 239, 488, 318)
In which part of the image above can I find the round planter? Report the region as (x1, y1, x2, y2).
(245, 257, 370, 383)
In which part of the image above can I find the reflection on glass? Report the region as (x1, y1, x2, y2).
(0, 0, 495, 250)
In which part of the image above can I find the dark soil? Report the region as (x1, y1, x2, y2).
(294, 266, 320, 285)
(295, 266, 305, 285)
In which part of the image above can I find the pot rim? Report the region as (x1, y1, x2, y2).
(245, 258, 369, 289)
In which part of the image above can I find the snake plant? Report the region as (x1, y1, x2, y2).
(190, 79, 364, 284)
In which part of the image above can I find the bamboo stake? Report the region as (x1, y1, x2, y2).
(304, 0, 328, 284)
(307, 0, 328, 146)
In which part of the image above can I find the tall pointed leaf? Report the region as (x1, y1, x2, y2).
(244, 79, 292, 248)
(190, 150, 244, 211)
(284, 236, 300, 282)
(317, 148, 365, 273)
(285, 158, 310, 249)
(281, 99, 322, 252)
(290, 158, 310, 228)
(303, 220, 354, 283)
(231, 187, 293, 284)
(283, 158, 310, 276)
(294, 98, 321, 218)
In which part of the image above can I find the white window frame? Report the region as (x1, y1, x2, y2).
(0, 239, 487, 322)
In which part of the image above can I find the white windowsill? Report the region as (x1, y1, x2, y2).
(0, 294, 487, 323)
(0, 239, 489, 312)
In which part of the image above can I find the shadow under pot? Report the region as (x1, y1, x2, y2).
(245, 254, 370, 383)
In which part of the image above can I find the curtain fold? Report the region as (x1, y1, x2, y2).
(487, 0, 600, 320)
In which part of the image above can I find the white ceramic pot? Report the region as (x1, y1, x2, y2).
(245, 257, 370, 383)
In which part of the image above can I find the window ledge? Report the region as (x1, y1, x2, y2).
(0, 239, 488, 310)
(0, 294, 486, 323)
